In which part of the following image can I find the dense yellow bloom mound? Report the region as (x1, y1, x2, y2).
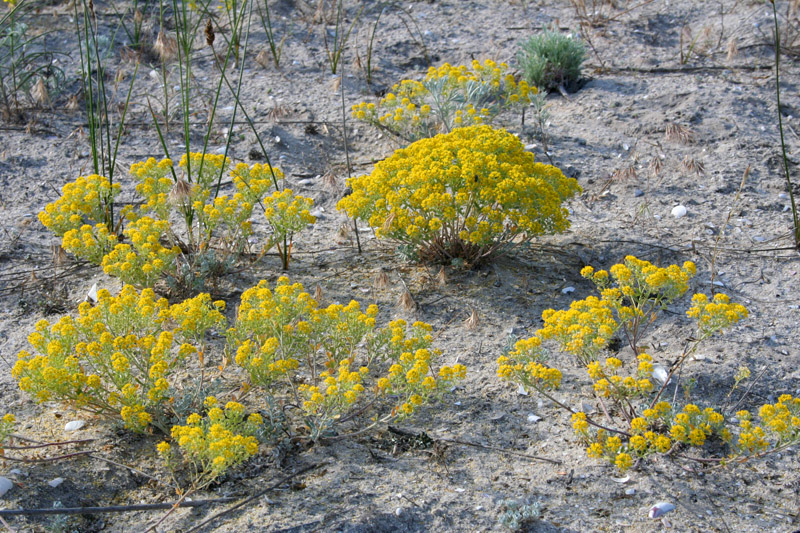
(338, 125, 581, 265)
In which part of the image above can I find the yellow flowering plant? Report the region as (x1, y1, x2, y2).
(0, 413, 14, 448)
(497, 258, 797, 472)
(227, 277, 467, 440)
(39, 154, 315, 293)
(352, 59, 534, 142)
(12, 286, 225, 433)
(158, 398, 262, 492)
(337, 125, 581, 266)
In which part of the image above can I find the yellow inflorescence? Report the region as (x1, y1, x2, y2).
(164, 399, 261, 484)
(39, 174, 119, 236)
(262, 188, 316, 245)
(0, 413, 15, 447)
(352, 59, 534, 141)
(497, 336, 561, 392)
(337, 125, 580, 264)
(537, 296, 617, 364)
(686, 293, 748, 338)
(101, 217, 181, 287)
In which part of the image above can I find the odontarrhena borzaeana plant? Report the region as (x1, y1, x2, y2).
(498, 256, 799, 472)
(38, 153, 315, 293)
(226, 276, 467, 441)
(351, 59, 534, 142)
(157, 397, 263, 492)
(337, 125, 581, 266)
(12, 285, 226, 433)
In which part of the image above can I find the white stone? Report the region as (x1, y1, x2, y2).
(671, 205, 687, 218)
(64, 420, 85, 432)
(0, 477, 12, 497)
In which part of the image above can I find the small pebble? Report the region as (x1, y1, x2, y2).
(625, 488, 636, 496)
(634, 188, 644, 197)
(561, 286, 575, 294)
(527, 414, 541, 423)
(395, 507, 402, 517)
(48, 477, 64, 488)
(0, 477, 12, 497)
(671, 205, 687, 218)
(649, 502, 676, 518)
(64, 420, 85, 432)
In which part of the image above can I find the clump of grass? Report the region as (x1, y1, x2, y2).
(518, 28, 586, 91)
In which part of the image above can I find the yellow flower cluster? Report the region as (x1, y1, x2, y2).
(586, 354, 654, 399)
(131, 157, 175, 219)
(537, 296, 617, 364)
(686, 293, 748, 338)
(179, 152, 231, 188)
(231, 162, 284, 203)
(13, 286, 222, 432)
(61, 223, 119, 264)
(102, 216, 181, 287)
(163, 399, 261, 486)
(496, 336, 562, 392)
(584, 256, 696, 303)
(0, 413, 15, 447)
(352, 59, 534, 141)
(668, 404, 727, 447)
(38, 174, 119, 236)
(299, 359, 366, 417)
(337, 125, 581, 265)
(262, 188, 316, 245)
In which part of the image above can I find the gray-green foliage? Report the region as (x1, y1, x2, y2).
(498, 499, 541, 531)
(518, 29, 586, 90)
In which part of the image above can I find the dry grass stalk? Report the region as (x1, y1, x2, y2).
(665, 123, 694, 144)
(726, 38, 738, 62)
(256, 50, 272, 69)
(266, 103, 292, 121)
(611, 164, 637, 182)
(335, 223, 351, 245)
(313, 284, 323, 303)
(648, 156, 664, 178)
(374, 270, 390, 290)
(170, 178, 193, 206)
(66, 93, 80, 111)
(321, 170, 339, 193)
(397, 289, 417, 313)
(436, 266, 447, 287)
(464, 308, 479, 330)
(52, 244, 67, 267)
(681, 155, 705, 175)
(154, 31, 178, 63)
(31, 78, 50, 107)
(380, 212, 395, 234)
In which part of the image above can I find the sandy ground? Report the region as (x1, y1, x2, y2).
(1, 0, 800, 531)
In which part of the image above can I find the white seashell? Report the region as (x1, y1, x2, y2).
(395, 507, 402, 516)
(561, 286, 575, 294)
(671, 205, 687, 218)
(85, 283, 98, 304)
(651, 365, 670, 385)
(48, 477, 64, 488)
(649, 502, 676, 518)
(610, 475, 630, 484)
(517, 384, 529, 396)
(64, 420, 85, 432)
(0, 477, 12, 497)
(625, 488, 636, 496)
(527, 414, 541, 423)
